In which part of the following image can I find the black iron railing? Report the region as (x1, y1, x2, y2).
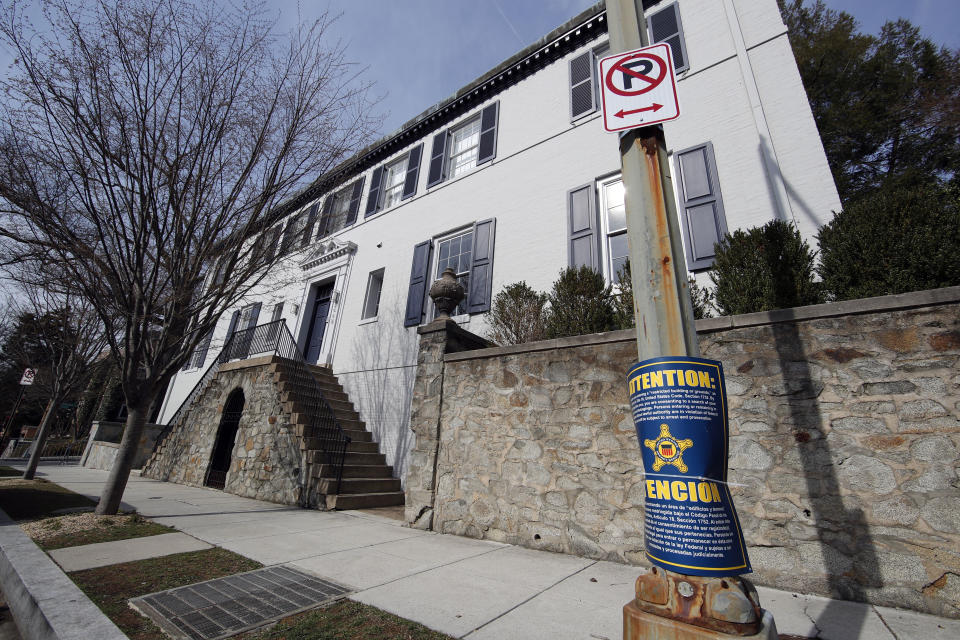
(162, 319, 350, 499)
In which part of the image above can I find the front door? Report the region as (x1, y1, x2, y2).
(305, 283, 334, 364)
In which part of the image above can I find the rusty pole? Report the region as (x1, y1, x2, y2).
(606, 1, 776, 638)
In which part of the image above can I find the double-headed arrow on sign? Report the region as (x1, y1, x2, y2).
(614, 103, 664, 119)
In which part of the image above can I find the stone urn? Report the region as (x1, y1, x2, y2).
(429, 267, 465, 319)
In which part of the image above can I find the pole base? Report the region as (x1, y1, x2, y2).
(624, 600, 778, 640)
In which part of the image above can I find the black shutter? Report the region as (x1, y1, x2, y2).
(223, 310, 240, 360)
(674, 142, 727, 271)
(300, 203, 320, 248)
(279, 215, 298, 254)
(649, 3, 689, 72)
(346, 177, 365, 226)
(404, 240, 433, 327)
(426, 130, 448, 188)
(317, 194, 335, 239)
(567, 184, 599, 270)
(271, 302, 284, 322)
(192, 328, 214, 369)
(466, 218, 496, 314)
(570, 51, 596, 119)
(476, 102, 499, 165)
(263, 226, 280, 263)
(401, 144, 423, 200)
(365, 166, 385, 217)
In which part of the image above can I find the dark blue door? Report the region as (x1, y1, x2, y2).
(305, 283, 334, 364)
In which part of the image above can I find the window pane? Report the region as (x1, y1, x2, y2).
(605, 180, 626, 232)
(609, 232, 629, 280)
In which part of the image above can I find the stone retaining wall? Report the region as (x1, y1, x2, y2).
(81, 421, 164, 470)
(142, 357, 304, 505)
(405, 287, 960, 617)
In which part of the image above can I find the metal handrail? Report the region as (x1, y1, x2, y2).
(158, 319, 351, 498)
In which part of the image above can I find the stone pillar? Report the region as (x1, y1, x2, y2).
(404, 318, 489, 530)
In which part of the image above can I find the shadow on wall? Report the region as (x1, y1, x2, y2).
(347, 293, 419, 480)
(758, 138, 834, 231)
(771, 312, 881, 637)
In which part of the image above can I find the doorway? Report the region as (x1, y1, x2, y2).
(304, 282, 334, 364)
(205, 388, 245, 490)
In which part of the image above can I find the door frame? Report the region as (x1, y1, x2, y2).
(294, 238, 356, 367)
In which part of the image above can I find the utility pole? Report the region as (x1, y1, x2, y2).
(605, 1, 776, 638)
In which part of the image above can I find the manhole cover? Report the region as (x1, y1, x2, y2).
(130, 566, 350, 640)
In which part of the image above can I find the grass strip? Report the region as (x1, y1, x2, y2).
(0, 477, 96, 519)
(240, 600, 454, 640)
(71, 548, 262, 640)
(32, 514, 175, 550)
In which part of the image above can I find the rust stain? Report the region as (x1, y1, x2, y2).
(816, 347, 867, 363)
(930, 331, 960, 351)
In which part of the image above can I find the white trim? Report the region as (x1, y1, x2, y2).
(295, 239, 356, 366)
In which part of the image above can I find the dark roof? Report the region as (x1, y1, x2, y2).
(280, 1, 607, 216)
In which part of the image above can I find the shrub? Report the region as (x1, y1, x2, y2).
(486, 281, 548, 345)
(817, 184, 960, 300)
(612, 262, 634, 330)
(710, 219, 823, 315)
(688, 279, 713, 320)
(545, 266, 615, 338)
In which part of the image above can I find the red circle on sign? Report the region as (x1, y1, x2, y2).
(605, 53, 667, 97)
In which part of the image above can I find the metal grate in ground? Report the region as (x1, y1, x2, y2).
(129, 565, 350, 640)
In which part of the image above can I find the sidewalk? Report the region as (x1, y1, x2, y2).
(15, 463, 960, 640)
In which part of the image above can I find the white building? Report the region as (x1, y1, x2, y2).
(156, 0, 840, 489)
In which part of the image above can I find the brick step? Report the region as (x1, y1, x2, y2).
(313, 464, 394, 479)
(308, 450, 385, 465)
(316, 477, 401, 495)
(295, 422, 366, 440)
(302, 438, 378, 453)
(285, 398, 355, 415)
(325, 491, 405, 510)
(274, 370, 342, 390)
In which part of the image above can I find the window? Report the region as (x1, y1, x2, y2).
(403, 219, 496, 327)
(366, 144, 423, 217)
(448, 119, 482, 180)
(318, 177, 365, 238)
(382, 158, 408, 209)
(567, 177, 627, 284)
(673, 142, 727, 270)
(435, 230, 473, 316)
(599, 177, 629, 281)
(648, 2, 689, 73)
(569, 43, 609, 120)
(280, 211, 307, 254)
(361, 269, 384, 320)
(426, 102, 499, 188)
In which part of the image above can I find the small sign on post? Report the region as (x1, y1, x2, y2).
(599, 43, 680, 132)
(19, 368, 35, 386)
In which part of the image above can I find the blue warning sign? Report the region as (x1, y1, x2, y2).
(628, 356, 751, 576)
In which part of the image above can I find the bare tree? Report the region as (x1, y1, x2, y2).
(0, 0, 378, 513)
(3, 273, 108, 479)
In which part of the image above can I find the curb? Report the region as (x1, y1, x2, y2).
(0, 508, 128, 640)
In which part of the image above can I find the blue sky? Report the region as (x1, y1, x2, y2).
(280, 0, 960, 137)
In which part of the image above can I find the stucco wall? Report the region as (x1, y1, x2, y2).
(407, 287, 960, 617)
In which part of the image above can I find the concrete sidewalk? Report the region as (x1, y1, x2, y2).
(17, 464, 960, 640)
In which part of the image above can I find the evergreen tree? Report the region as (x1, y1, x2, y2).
(545, 266, 615, 338)
(711, 220, 823, 315)
(486, 282, 548, 345)
(817, 183, 960, 300)
(779, 1, 960, 201)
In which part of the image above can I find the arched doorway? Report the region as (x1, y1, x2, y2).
(204, 388, 244, 490)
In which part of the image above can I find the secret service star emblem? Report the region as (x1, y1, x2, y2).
(644, 423, 693, 473)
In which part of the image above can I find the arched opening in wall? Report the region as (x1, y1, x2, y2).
(204, 388, 245, 490)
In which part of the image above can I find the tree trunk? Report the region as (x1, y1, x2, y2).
(23, 394, 60, 480)
(95, 398, 149, 514)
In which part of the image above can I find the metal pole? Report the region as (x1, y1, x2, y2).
(607, 0, 699, 361)
(0, 385, 26, 456)
(606, 2, 775, 638)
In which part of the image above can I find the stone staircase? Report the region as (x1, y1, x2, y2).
(272, 361, 405, 510)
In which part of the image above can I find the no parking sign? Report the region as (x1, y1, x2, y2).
(598, 43, 681, 132)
